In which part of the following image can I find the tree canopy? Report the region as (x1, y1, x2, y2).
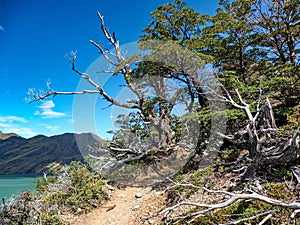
(24, 0, 300, 223)
(27, 0, 299, 182)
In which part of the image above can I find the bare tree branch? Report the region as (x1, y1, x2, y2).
(201, 76, 299, 177)
(158, 178, 300, 224)
(89, 40, 118, 66)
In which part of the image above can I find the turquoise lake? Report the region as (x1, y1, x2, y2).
(0, 174, 39, 202)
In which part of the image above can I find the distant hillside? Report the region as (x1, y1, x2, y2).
(0, 132, 106, 174)
(0, 131, 19, 140)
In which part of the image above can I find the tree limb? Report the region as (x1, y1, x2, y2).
(159, 178, 300, 224)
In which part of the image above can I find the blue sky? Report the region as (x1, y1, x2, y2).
(0, 0, 219, 139)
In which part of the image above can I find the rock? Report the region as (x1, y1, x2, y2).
(132, 205, 140, 211)
(106, 204, 116, 212)
(135, 192, 143, 198)
(118, 194, 127, 198)
(154, 191, 163, 196)
(76, 207, 83, 214)
(149, 219, 156, 224)
(106, 184, 115, 191)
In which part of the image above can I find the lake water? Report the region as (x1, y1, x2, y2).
(0, 174, 39, 202)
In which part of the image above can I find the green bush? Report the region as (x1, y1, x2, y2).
(0, 161, 108, 225)
(38, 161, 109, 213)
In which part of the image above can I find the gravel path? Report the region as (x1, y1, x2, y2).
(67, 186, 166, 225)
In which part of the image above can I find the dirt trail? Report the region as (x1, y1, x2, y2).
(65, 186, 166, 225)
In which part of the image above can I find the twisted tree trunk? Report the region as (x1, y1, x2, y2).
(212, 87, 300, 177)
(238, 98, 299, 177)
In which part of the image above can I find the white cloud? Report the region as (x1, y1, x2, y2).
(0, 115, 27, 123)
(0, 115, 36, 138)
(2, 127, 37, 138)
(0, 123, 11, 128)
(35, 110, 66, 118)
(35, 100, 67, 119)
(38, 100, 55, 109)
(0, 25, 4, 32)
(45, 125, 60, 131)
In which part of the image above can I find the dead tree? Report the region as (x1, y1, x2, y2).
(27, 11, 196, 161)
(156, 178, 300, 224)
(207, 82, 300, 177)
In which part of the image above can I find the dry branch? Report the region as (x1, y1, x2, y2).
(158, 178, 300, 224)
(205, 80, 300, 177)
(27, 12, 142, 110)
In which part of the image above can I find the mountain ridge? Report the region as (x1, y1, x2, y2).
(0, 131, 19, 140)
(0, 131, 107, 175)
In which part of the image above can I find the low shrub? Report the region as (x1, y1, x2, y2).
(0, 161, 108, 224)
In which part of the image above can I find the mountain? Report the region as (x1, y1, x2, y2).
(0, 131, 19, 140)
(0, 132, 106, 175)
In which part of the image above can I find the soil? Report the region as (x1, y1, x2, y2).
(62, 147, 191, 225)
(64, 186, 167, 225)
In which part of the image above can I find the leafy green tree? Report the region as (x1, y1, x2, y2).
(196, 0, 299, 176)
(253, 0, 300, 65)
(199, 0, 299, 112)
(28, 5, 204, 162)
(141, 0, 211, 108)
(27, 0, 299, 176)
